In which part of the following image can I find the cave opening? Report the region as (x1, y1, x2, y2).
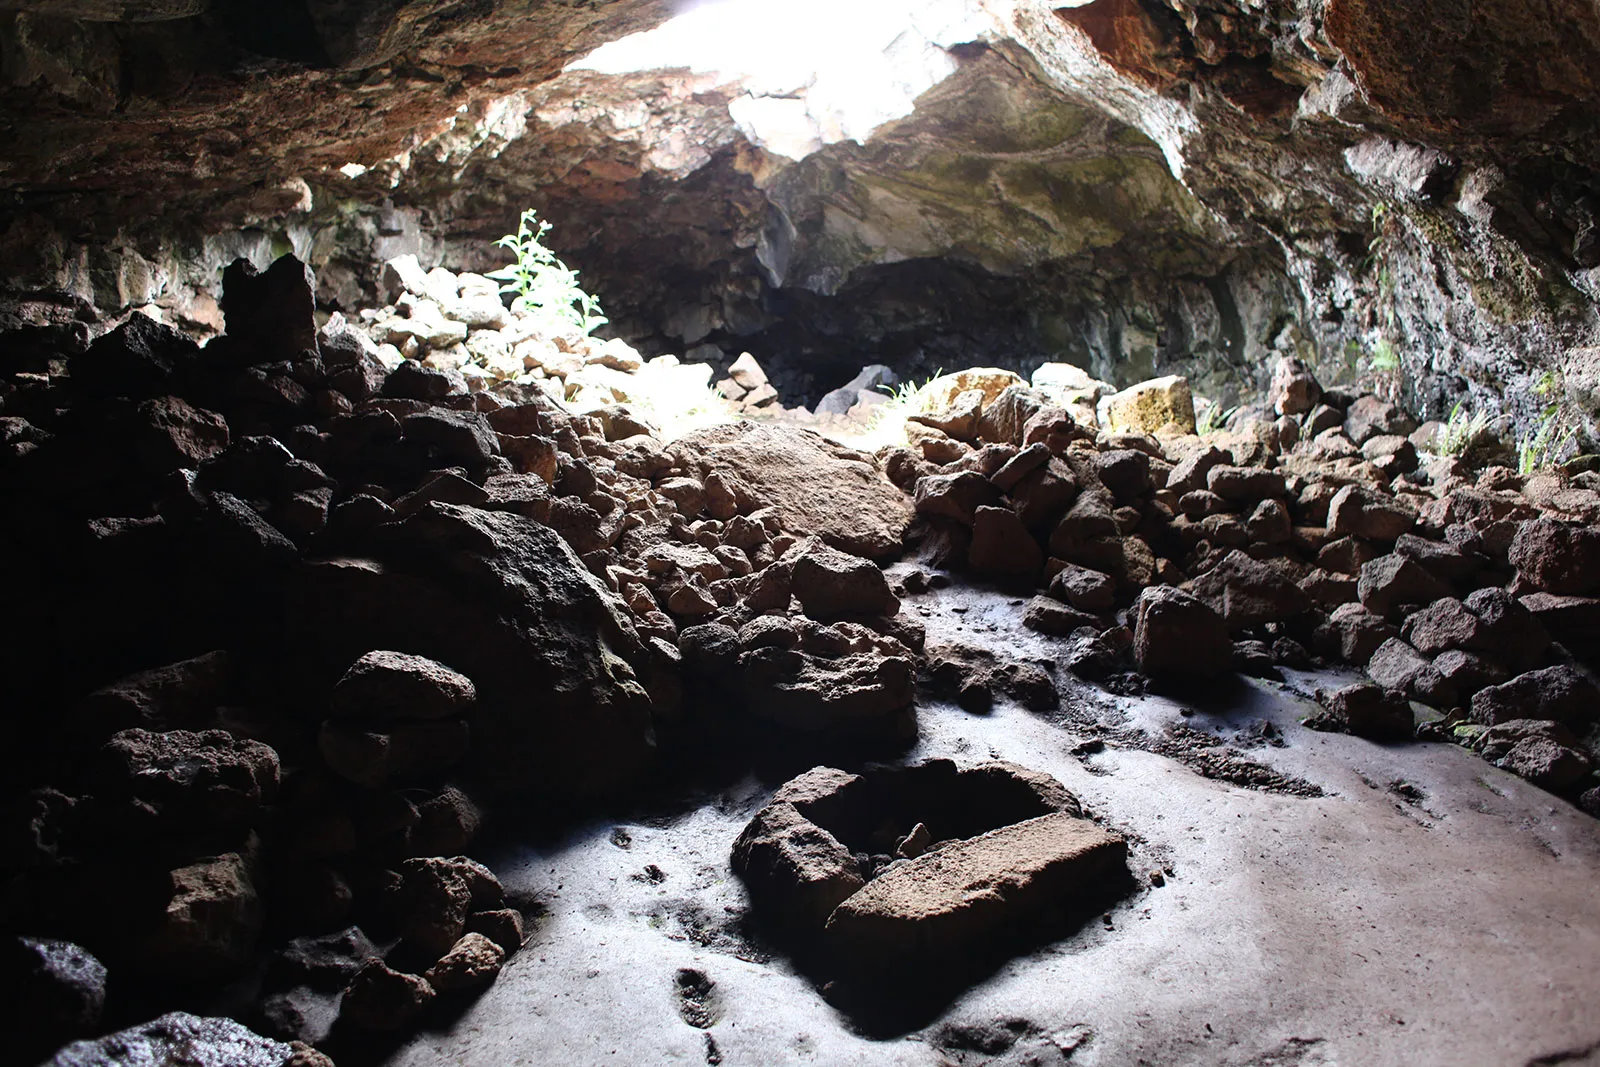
(4, 1, 1600, 1065)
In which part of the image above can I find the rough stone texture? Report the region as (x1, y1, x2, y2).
(330, 649, 476, 721)
(97, 728, 279, 835)
(1478, 720, 1594, 791)
(1097, 376, 1196, 435)
(1327, 484, 1416, 542)
(790, 542, 900, 621)
(1191, 550, 1311, 630)
(139, 848, 263, 978)
(286, 504, 655, 796)
(1133, 586, 1233, 680)
(1358, 554, 1451, 620)
(1469, 665, 1600, 728)
(824, 812, 1126, 968)
(673, 424, 909, 562)
(71, 650, 234, 737)
(1509, 519, 1600, 596)
(968, 506, 1044, 578)
(1314, 683, 1414, 741)
(340, 961, 437, 1032)
(46, 1012, 296, 1067)
(2, 937, 106, 1063)
(424, 932, 506, 994)
(731, 801, 864, 931)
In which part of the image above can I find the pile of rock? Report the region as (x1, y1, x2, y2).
(357, 254, 725, 422)
(881, 359, 1600, 809)
(0, 251, 928, 1061)
(711, 351, 781, 413)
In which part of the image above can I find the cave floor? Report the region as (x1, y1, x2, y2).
(384, 577, 1600, 1067)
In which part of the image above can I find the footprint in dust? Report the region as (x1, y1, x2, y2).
(674, 968, 723, 1030)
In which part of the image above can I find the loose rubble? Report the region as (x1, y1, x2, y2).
(2, 252, 1598, 1062)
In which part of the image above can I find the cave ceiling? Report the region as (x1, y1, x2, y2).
(2, 0, 1600, 427)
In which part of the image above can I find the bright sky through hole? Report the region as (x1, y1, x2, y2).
(570, 0, 993, 158)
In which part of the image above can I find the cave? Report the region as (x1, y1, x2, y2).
(3, 1, 1600, 1065)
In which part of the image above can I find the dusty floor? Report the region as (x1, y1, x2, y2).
(386, 578, 1600, 1067)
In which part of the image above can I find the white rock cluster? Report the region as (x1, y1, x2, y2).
(358, 253, 664, 405)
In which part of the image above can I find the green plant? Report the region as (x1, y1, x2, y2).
(1516, 370, 1583, 474)
(1195, 399, 1237, 435)
(1369, 337, 1399, 372)
(486, 208, 607, 336)
(1434, 401, 1499, 457)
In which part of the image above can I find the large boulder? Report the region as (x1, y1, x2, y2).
(673, 423, 911, 562)
(1469, 665, 1600, 728)
(45, 1012, 306, 1067)
(97, 729, 279, 836)
(1133, 586, 1233, 680)
(790, 543, 900, 620)
(1479, 720, 1593, 791)
(1096, 375, 1196, 435)
(731, 801, 865, 930)
(329, 650, 476, 721)
(286, 503, 655, 796)
(1, 937, 106, 1063)
(1191, 550, 1312, 630)
(1509, 518, 1600, 595)
(137, 848, 263, 979)
(824, 812, 1126, 969)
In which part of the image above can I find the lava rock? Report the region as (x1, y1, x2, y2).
(1206, 465, 1286, 503)
(1319, 602, 1398, 665)
(824, 812, 1126, 970)
(1402, 597, 1486, 655)
(340, 960, 436, 1031)
(914, 470, 1001, 526)
(330, 650, 477, 721)
(1469, 665, 1600, 728)
(1048, 562, 1116, 613)
(1, 936, 107, 1062)
(1268, 356, 1321, 416)
(45, 1011, 301, 1067)
(732, 801, 864, 930)
(968, 506, 1043, 578)
(220, 255, 319, 366)
(1358, 554, 1451, 619)
(97, 728, 279, 836)
(1509, 517, 1600, 595)
(1133, 586, 1233, 680)
(1022, 596, 1101, 636)
(1313, 682, 1414, 740)
(1344, 395, 1418, 444)
(138, 846, 264, 978)
(1479, 720, 1593, 790)
(1365, 637, 1453, 707)
(1191, 550, 1312, 629)
(1326, 483, 1416, 541)
(791, 542, 900, 620)
(423, 932, 506, 994)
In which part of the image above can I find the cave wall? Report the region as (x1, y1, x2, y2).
(3, 0, 1600, 440)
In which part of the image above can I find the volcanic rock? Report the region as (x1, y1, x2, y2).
(1133, 586, 1233, 680)
(790, 542, 900, 620)
(45, 1012, 301, 1067)
(424, 932, 506, 994)
(340, 961, 437, 1031)
(330, 650, 477, 721)
(1, 937, 106, 1062)
(1469, 665, 1600, 728)
(824, 812, 1126, 969)
(673, 423, 911, 562)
